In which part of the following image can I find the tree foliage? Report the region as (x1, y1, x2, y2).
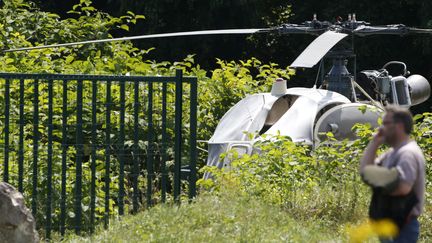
(1, 0, 431, 236)
(35, 0, 432, 112)
(0, 0, 294, 232)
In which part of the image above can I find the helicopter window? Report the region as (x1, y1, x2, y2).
(259, 95, 298, 135)
(313, 103, 344, 126)
(223, 144, 252, 167)
(391, 78, 410, 106)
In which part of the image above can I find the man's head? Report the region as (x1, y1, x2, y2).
(381, 105, 413, 146)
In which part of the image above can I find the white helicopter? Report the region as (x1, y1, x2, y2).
(204, 15, 432, 172)
(5, 14, 431, 172)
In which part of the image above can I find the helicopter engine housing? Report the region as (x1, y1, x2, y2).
(406, 74, 431, 106)
(357, 69, 430, 107)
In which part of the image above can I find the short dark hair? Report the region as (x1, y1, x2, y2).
(385, 105, 414, 134)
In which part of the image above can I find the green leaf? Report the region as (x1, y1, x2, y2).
(47, 13, 60, 18)
(120, 24, 129, 31)
(358, 105, 367, 114)
(65, 56, 74, 64)
(82, 6, 96, 12)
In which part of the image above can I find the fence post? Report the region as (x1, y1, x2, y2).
(75, 80, 84, 234)
(32, 79, 39, 217)
(189, 78, 198, 199)
(161, 82, 168, 203)
(174, 70, 183, 203)
(146, 82, 154, 207)
(46, 79, 54, 239)
(60, 80, 68, 235)
(119, 80, 126, 215)
(18, 79, 24, 193)
(132, 80, 140, 213)
(104, 80, 112, 229)
(3, 79, 10, 182)
(90, 79, 98, 233)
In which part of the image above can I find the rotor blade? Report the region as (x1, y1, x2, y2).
(290, 31, 348, 68)
(3, 29, 269, 52)
(276, 24, 329, 35)
(353, 25, 432, 36)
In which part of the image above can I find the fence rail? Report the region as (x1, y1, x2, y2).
(0, 70, 197, 238)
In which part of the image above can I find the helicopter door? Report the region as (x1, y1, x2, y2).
(222, 143, 253, 168)
(390, 76, 411, 107)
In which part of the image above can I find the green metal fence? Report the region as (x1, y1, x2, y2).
(0, 70, 197, 238)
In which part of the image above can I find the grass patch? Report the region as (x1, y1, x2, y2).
(59, 122, 432, 242)
(59, 185, 431, 243)
(62, 190, 352, 242)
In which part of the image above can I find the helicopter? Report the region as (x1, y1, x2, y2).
(200, 15, 432, 171)
(4, 14, 432, 172)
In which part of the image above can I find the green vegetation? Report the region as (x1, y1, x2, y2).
(1, 0, 431, 241)
(63, 116, 432, 242)
(197, 118, 432, 241)
(61, 191, 349, 242)
(0, 0, 293, 233)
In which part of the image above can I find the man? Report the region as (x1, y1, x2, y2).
(360, 105, 426, 242)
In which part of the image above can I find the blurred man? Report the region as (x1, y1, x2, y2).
(360, 105, 425, 242)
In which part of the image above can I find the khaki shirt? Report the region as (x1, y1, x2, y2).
(376, 140, 426, 217)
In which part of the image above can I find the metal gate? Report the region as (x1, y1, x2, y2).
(0, 70, 197, 238)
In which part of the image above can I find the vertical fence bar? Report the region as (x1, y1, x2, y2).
(189, 78, 198, 199)
(161, 82, 168, 203)
(90, 80, 97, 233)
(118, 81, 126, 215)
(3, 79, 10, 182)
(46, 79, 54, 239)
(75, 80, 84, 234)
(32, 79, 39, 216)
(146, 82, 154, 207)
(18, 79, 24, 193)
(174, 70, 183, 203)
(104, 80, 112, 228)
(132, 80, 140, 213)
(60, 79, 68, 235)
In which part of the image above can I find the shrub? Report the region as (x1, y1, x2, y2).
(0, 0, 295, 233)
(199, 117, 432, 236)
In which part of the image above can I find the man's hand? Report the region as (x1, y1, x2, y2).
(360, 126, 385, 173)
(372, 126, 385, 146)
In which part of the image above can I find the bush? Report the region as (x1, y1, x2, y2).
(0, 0, 294, 233)
(199, 117, 432, 239)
